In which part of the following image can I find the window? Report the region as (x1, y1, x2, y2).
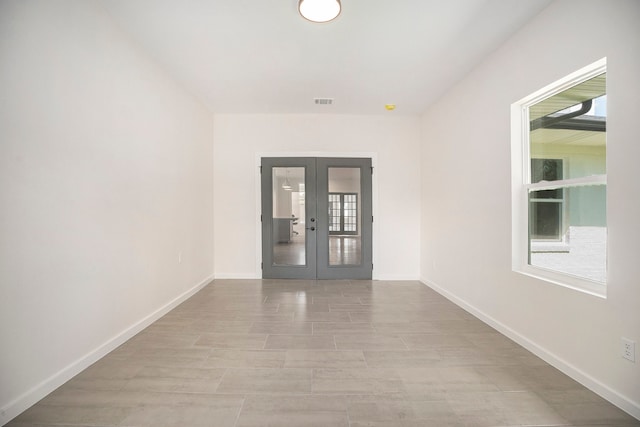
(328, 193, 358, 235)
(511, 59, 607, 297)
(530, 158, 564, 241)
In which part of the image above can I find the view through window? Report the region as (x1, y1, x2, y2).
(526, 72, 607, 285)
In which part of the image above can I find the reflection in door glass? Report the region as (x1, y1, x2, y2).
(328, 167, 361, 265)
(272, 167, 306, 266)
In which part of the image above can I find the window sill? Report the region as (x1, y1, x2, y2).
(515, 265, 606, 299)
(531, 241, 570, 253)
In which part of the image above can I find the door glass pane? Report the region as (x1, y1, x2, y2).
(328, 167, 361, 265)
(272, 167, 305, 266)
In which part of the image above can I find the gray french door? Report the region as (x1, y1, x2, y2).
(261, 157, 372, 279)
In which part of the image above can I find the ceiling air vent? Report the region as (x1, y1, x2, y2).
(314, 98, 334, 105)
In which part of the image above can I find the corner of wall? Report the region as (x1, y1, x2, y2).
(419, 279, 640, 420)
(0, 275, 213, 426)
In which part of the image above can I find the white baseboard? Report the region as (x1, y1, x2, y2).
(420, 277, 640, 421)
(373, 275, 421, 281)
(1, 274, 214, 426)
(213, 273, 261, 279)
(213, 274, 421, 281)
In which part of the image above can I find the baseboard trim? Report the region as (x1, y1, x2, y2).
(213, 273, 261, 279)
(373, 275, 421, 281)
(212, 274, 421, 281)
(1, 274, 213, 426)
(420, 277, 640, 421)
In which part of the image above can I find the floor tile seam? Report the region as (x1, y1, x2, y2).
(213, 368, 231, 394)
(260, 334, 269, 350)
(515, 424, 571, 427)
(397, 335, 411, 351)
(395, 331, 442, 336)
(361, 350, 372, 369)
(258, 331, 314, 336)
(306, 388, 413, 397)
(218, 366, 309, 370)
(231, 396, 246, 427)
(121, 388, 241, 398)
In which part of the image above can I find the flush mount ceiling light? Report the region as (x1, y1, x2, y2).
(282, 170, 293, 191)
(298, 0, 341, 23)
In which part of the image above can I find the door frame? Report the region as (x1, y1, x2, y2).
(255, 152, 378, 279)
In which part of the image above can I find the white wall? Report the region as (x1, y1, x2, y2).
(420, 0, 640, 418)
(0, 1, 214, 423)
(213, 114, 421, 280)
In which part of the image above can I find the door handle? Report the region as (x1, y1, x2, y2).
(306, 226, 316, 231)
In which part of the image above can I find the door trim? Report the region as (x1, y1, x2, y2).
(255, 152, 378, 279)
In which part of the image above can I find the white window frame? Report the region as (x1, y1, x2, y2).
(511, 58, 607, 298)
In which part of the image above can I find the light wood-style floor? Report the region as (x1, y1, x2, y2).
(9, 280, 639, 427)
(273, 236, 362, 266)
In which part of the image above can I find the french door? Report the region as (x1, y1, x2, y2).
(261, 157, 372, 279)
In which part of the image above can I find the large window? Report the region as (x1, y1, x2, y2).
(511, 59, 607, 297)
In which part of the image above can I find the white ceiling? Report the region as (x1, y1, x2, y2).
(102, 0, 553, 115)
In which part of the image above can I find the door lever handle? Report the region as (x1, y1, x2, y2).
(306, 227, 316, 231)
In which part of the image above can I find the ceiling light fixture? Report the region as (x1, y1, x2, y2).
(298, 0, 341, 23)
(282, 170, 293, 191)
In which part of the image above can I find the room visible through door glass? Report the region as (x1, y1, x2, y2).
(272, 167, 306, 266)
(328, 167, 361, 265)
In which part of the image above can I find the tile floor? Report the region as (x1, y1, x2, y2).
(8, 279, 640, 427)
